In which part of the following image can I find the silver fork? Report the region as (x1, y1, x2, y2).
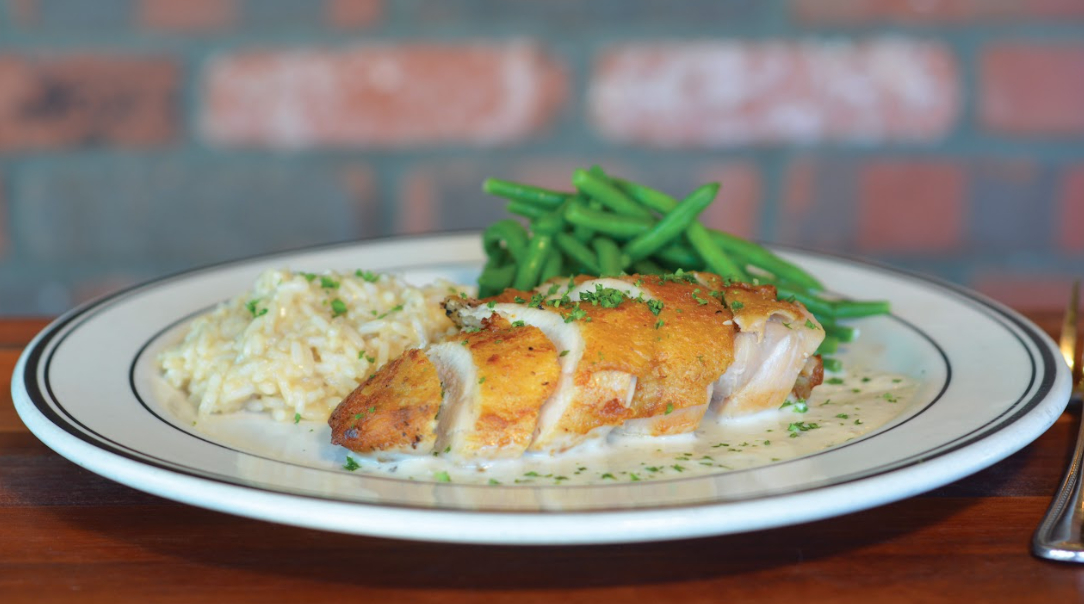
(1033, 280, 1084, 562)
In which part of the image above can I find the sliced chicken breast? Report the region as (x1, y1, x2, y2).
(428, 321, 560, 459)
(710, 283, 824, 418)
(328, 348, 442, 455)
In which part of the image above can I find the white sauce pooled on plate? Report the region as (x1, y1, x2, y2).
(334, 370, 914, 486)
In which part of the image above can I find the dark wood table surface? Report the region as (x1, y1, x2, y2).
(3, 313, 1082, 603)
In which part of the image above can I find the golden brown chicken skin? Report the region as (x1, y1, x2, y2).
(439, 322, 561, 458)
(328, 348, 442, 454)
(620, 275, 737, 435)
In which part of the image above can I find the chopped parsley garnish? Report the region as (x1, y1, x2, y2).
(511, 320, 526, 327)
(434, 471, 451, 483)
(487, 301, 497, 309)
(355, 270, 380, 282)
(559, 350, 570, 357)
(671, 464, 686, 472)
(658, 269, 698, 284)
(825, 377, 844, 385)
(601, 473, 616, 480)
(330, 298, 348, 317)
(580, 284, 627, 308)
(805, 319, 818, 329)
(293, 412, 301, 424)
(488, 478, 501, 485)
(478, 377, 486, 384)
(788, 421, 820, 436)
(245, 299, 269, 318)
(664, 403, 674, 415)
(883, 392, 899, 403)
(320, 276, 340, 289)
(854, 418, 864, 425)
(729, 300, 745, 310)
(792, 399, 808, 413)
(513, 296, 526, 304)
(655, 319, 665, 330)
(376, 303, 404, 319)
(564, 305, 588, 323)
(691, 289, 709, 305)
(646, 299, 664, 316)
(836, 413, 850, 419)
(343, 456, 360, 471)
(301, 272, 318, 282)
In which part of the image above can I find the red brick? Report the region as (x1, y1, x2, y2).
(793, 0, 1084, 24)
(9, 0, 35, 25)
(325, 0, 383, 29)
(202, 44, 567, 148)
(138, 0, 238, 32)
(338, 164, 382, 235)
(1059, 166, 1084, 253)
(856, 161, 967, 253)
(400, 170, 439, 234)
(698, 163, 761, 239)
(590, 40, 959, 147)
(981, 44, 1084, 135)
(0, 55, 178, 149)
(970, 273, 1078, 312)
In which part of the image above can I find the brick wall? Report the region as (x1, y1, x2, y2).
(0, 0, 1082, 314)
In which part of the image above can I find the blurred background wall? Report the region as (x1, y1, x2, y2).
(0, 0, 1082, 315)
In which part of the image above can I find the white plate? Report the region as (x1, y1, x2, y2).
(12, 233, 1071, 545)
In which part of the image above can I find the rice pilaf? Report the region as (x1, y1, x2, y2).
(159, 269, 470, 422)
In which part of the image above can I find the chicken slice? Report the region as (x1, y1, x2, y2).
(711, 283, 825, 418)
(448, 279, 657, 453)
(328, 348, 442, 455)
(428, 321, 560, 459)
(614, 274, 737, 436)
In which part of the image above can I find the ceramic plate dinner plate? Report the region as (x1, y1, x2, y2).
(13, 233, 1071, 545)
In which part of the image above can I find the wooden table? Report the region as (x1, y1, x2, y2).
(2, 313, 1081, 602)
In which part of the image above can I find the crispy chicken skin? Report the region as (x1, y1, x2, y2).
(330, 273, 826, 459)
(328, 348, 442, 454)
(431, 321, 560, 458)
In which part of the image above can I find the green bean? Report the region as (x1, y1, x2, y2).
(831, 299, 891, 319)
(565, 202, 654, 240)
(817, 335, 840, 356)
(821, 357, 842, 372)
(623, 183, 718, 263)
(612, 178, 678, 214)
(592, 236, 625, 276)
(556, 232, 602, 274)
(532, 211, 565, 236)
(655, 242, 703, 270)
(686, 222, 748, 282)
(540, 248, 564, 283)
(774, 284, 835, 319)
(478, 263, 515, 297)
(821, 321, 858, 343)
(566, 195, 594, 241)
(571, 169, 654, 220)
(506, 201, 549, 221)
(709, 230, 823, 292)
(483, 178, 568, 209)
(513, 234, 553, 291)
(632, 258, 666, 275)
(482, 219, 528, 263)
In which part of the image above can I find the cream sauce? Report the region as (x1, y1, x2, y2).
(339, 370, 915, 485)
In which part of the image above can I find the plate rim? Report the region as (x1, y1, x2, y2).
(11, 232, 1072, 544)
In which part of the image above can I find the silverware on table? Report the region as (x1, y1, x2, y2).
(1033, 280, 1084, 562)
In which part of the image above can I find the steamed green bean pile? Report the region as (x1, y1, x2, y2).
(478, 168, 889, 369)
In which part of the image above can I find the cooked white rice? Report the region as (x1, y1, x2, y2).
(159, 269, 471, 422)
